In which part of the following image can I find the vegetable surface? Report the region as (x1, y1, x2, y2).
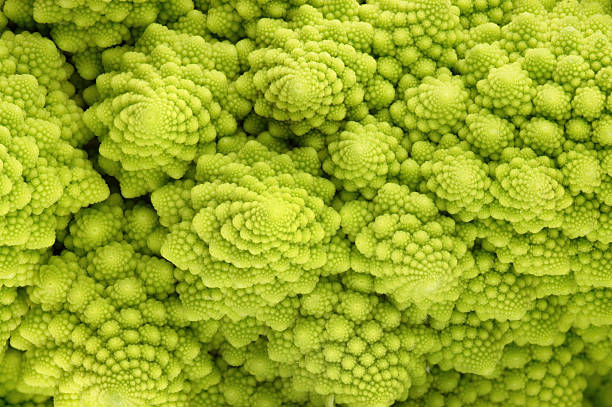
(0, 0, 611, 406)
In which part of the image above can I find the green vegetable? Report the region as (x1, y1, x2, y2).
(0, 0, 611, 406)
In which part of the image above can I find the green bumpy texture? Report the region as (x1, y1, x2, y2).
(359, 0, 464, 72)
(340, 182, 471, 308)
(0, 349, 52, 407)
(0, 33, 103, 377)
(488, 149, 573, 233)
(403, 72, 470, 135)
(84, 16, 249, 198)
(234, 5, 381, 136)
(10, 195, 216, 407)
(0, 30, 108, 363)
(420, 145, 493, 220)
(2, 0, 194, 52)
(266, 278, 439, 407)
(0, 288, 27, 363)
(151, 139, 350, 329)
(0, 0, 611, 406)
(323, 117, 407, 197)
(401, 339, 589, 407)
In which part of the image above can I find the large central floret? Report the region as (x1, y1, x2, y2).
(152, 139, 350, 328)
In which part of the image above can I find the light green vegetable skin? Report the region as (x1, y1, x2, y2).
(0, 0, 611, 406)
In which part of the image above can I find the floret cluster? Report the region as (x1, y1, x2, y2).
(0, 0, 611, 406)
